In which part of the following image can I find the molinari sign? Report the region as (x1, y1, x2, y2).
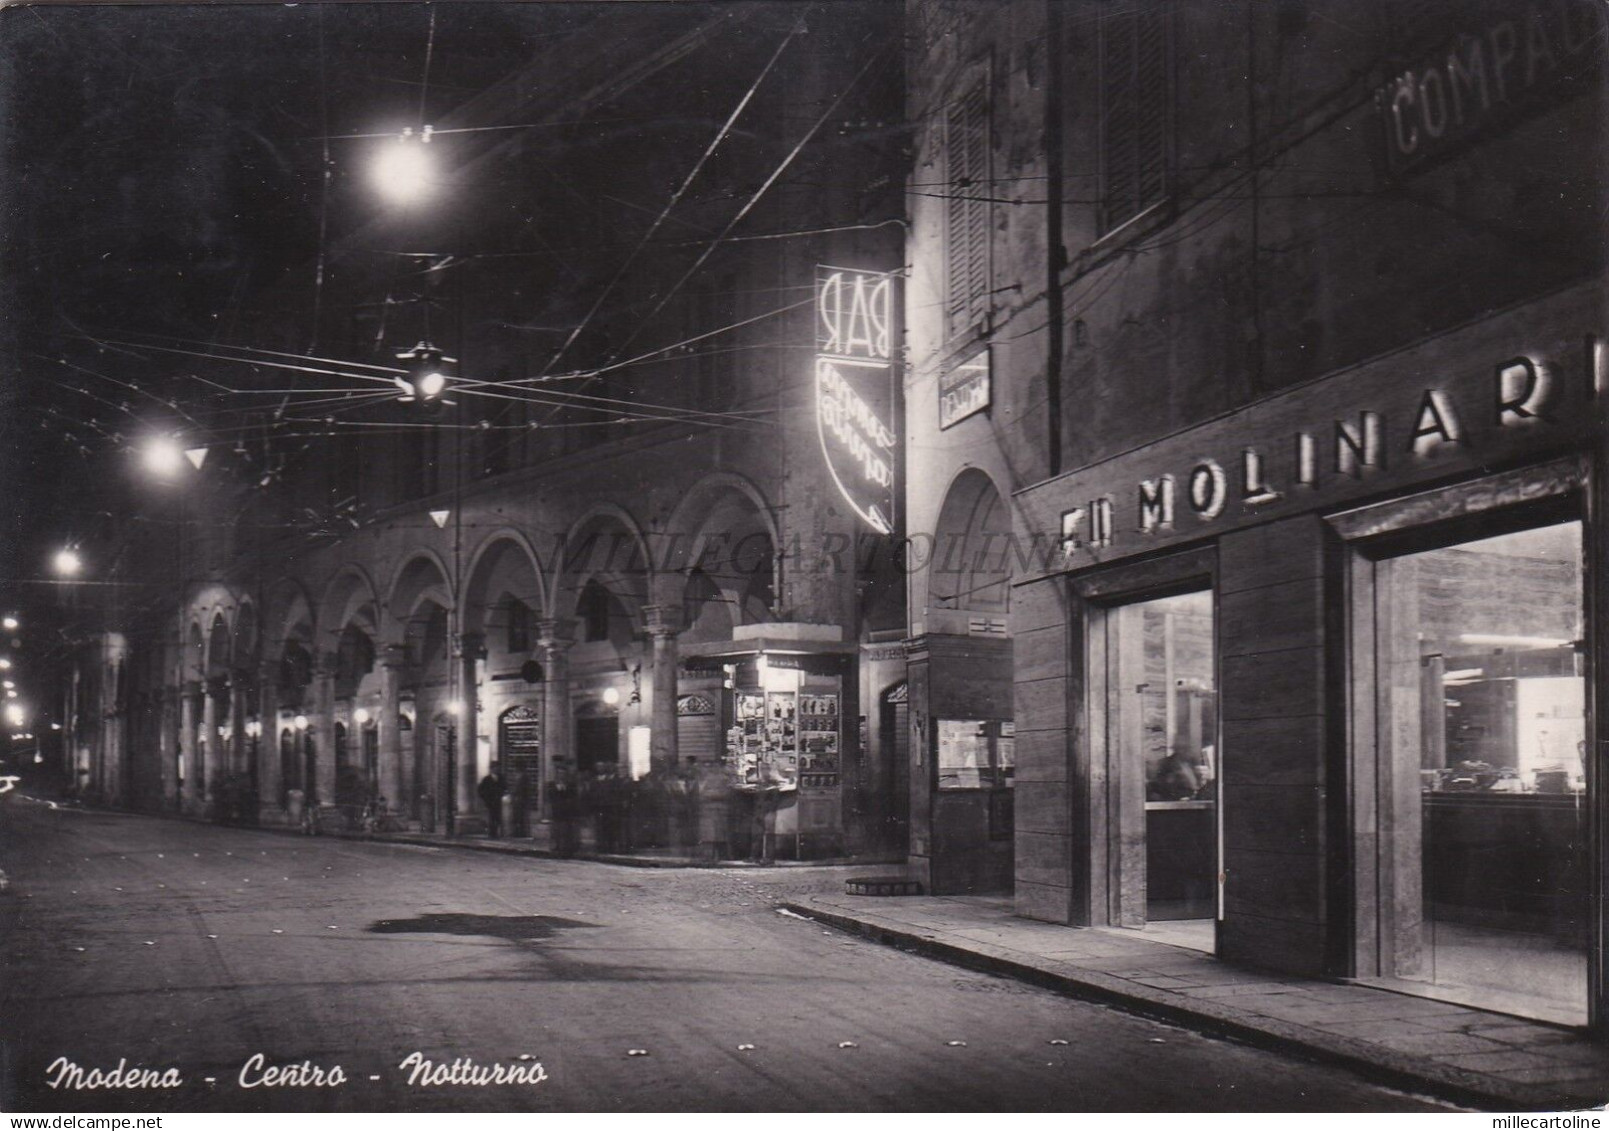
(1020, 285, 1604, 574)
(816, 266, 897, 535)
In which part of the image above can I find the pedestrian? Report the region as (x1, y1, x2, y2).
(478, 771, 504, 838)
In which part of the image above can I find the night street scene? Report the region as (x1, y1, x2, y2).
(0, 0, 1606, 1117)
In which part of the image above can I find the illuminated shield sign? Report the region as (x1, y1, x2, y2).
(816, 266, 896, 535)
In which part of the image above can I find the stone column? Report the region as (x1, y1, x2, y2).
(537, 618, 576, 818)
(226, 671, 248, 778)
(179, 680, 200, 812)
(378, 644, 408, 816)
(312, 651, 337, 812)
(644, 604, 682, 776)
(201, 679, 221, 806)
(256, 661, 281, 820)
(455, 633, 484, 833)
(159, 687, 179, 809)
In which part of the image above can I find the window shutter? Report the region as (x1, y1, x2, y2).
(1101, 6, 1171, 233)
(945, 80, 989, 338)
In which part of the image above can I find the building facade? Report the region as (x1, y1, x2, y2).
(903, 0, 1608, 1034)
(64, 2, 908, 860)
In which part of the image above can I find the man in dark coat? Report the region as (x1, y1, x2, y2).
(477, 771, 504, 838)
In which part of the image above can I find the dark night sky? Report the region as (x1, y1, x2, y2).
(0, 2, 663, 597)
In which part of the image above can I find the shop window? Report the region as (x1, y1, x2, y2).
(1098, 4, 1173, 235)
(936, 719, 1013, 790)
(945, 76, 990, 339)
(1362, 518, 1587, 1025)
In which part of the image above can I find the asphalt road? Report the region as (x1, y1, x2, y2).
(0, 798, 1453, 1113)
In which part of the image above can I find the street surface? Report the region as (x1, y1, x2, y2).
(0, 798, 1452, 1113)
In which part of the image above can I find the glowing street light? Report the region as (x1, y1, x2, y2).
(4, 703, 25, 728)
(53, 547, 83, 577)
(143, 435, 184, 478)
(394, 342, 452, 404)
(1, 616, 16, 631)
(373, 128, 435, 205)
(0, 660, 11, 671)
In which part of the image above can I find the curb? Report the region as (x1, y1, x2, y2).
(781, 899, 1595, 1113)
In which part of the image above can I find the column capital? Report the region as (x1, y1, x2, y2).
(381, 643, 410, 670)
(454, 632, 485, 659)
(643, 604, 683, 637)
(536, 617, 576, 651)
(312, 650, 339, 679)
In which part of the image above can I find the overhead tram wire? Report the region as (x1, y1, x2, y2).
(459, 295, 815, 392)
(80, 317, 791, 427)
(579, 35, 894, 420)
(538, 19, 804, 381)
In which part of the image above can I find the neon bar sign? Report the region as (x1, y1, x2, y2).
(816, 266, 896, 535)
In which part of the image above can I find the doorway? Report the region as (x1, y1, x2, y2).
(1356, 517, 1588, 1025)
(576, 716, 619, 778)
(1099, 587, 1219, 953)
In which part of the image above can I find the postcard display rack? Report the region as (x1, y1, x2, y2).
(725, 676, 844, 856)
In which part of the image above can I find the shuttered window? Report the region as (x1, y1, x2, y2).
(1099, 6, 1172, 235)
(945, 79, 990, 339)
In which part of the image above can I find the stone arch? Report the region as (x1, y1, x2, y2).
(320, 566, 382, 702)
(319, 565, 381, 643)
(233, 600, 260, 671)
(462, 530, 547, 661)
(263, 578, 317, 709)
(664, 473, 779, 627)
(263, 578, 318, 653)
(931, 467, 1013, 614)
(662, 471, 781, 569)
(386, 550, 454, 641)
(681, 566, 736, 644)
(558, 506, 651, 633)
(388, 552, 454, 682)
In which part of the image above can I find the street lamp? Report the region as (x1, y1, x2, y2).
(373, 127, 436, 206)
(143, 435, 184, 478)
(2, 616, 17, 631)
(4, 703, 25, 728)
(52, 547, 83, 577)
(394, 342, 453, 404)
(142, 435, 208, 479)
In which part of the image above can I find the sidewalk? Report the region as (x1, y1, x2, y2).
(781, 890, 1609, 1112)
